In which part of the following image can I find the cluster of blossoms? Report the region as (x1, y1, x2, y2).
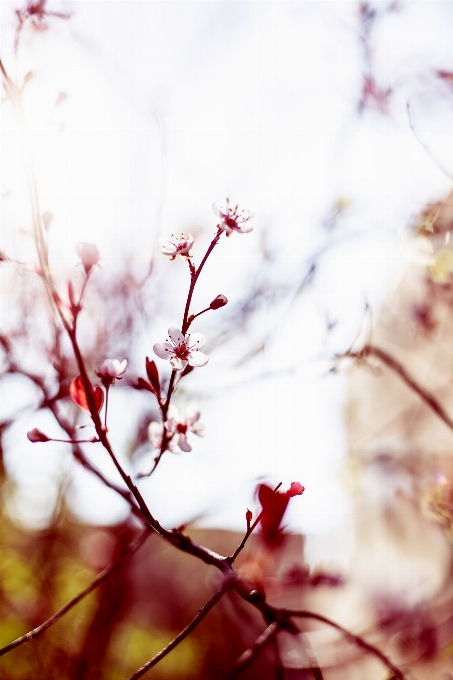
(149, 405, 204, 453)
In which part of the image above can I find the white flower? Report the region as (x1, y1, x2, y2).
(166, 405, 205, 452)
(96, 359, 127, 386)
(160, 233, 194, 260)
(148, 421, 179, 453)
(153, 327, 208, 371)
(76, 242, 100, 274)
(213, 196, 254, 235)
(148, 405, 204, 454)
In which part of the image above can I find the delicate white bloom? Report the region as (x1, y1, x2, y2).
(96, 359, 127, 386)
(76, 242, 100, 274)
(148, 405, 204, 454)
(213, 196, 254, 235)
(153, 327, 208, 371)
(148, 421, 179, 453)
(166, 405, 205, 452)
(160, 233, 194, 260)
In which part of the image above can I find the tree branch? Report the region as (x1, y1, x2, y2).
(224, 621, 280, 678)
(340, 344, 453, 434)
(285, 609, 407, 680)
(126, 579, 231, 680)
(0, 529, 150, 658)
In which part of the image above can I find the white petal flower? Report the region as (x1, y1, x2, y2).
(153, 328, 208, 371)
(96, 359, 127, 386)
(165, 405, 205, 453)
(160, 233, 194, 260)
(213, 196, 254, 235)
(148, 421, 179, 453)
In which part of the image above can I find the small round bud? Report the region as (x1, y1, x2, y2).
(27, 428, 50, 443)
(210, 294, 228, 310)
(246, 508, 253, 523)
(76, 242, 100, 275)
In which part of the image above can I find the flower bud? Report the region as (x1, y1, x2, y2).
(27, 428, 50, 443)
(76, 242, 100, 275)
(210, 294, 228, 310)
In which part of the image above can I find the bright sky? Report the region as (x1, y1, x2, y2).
(2, 1, 453, 567)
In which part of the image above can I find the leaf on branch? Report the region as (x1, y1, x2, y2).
(145, 358, 161, 396)
(70, 375, 104, 413)
(137, 377, 155, 393)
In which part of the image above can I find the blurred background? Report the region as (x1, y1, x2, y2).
(2, 1, 453, 677)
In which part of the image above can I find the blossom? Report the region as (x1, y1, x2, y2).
(213, 196, 254, 235)
(160, 233, 194, 260)
(166, 405, 205, 452)
(96, 359, 127, 387)
(148, 421, 179, 453)
(148, 405, 204, 454)
(153, 327, 208, 370)
(76, 242, 100, 274)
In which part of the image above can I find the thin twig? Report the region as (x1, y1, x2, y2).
(126, 579, 231, 680)
(285, 609, 406, 680)
(0, 529, 150, 658)
(227, 483, 282, 564)
(343, 345, 453, 434)
(224, 622, 280, 678)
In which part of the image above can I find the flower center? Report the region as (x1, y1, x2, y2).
(224, 215, 238, 230)
(176, 423, 188, 435)
(172, 342, 190, 360)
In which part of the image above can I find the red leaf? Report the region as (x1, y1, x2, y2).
(145, 358, 160, 396)
(70, 375, 104, 413)
(137, 377, 155, 393)
(258, 484, 290, 547)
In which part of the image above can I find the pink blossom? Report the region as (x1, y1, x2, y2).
(76, 242, 100, 274)
(96, 359, 127, 387)
(153, 327, 208, 371)
(166, 405, 205, 452)
(148, 405, 204, 453)
(213, 196, 254, 235)
(160, 233, 194, 260)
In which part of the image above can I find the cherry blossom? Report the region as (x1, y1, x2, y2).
(76, 242, 100, 274)
(96, 359, 127, 387)
(166, 405, 205, 452)
(160, 233, 194, 260)
(148, 405, 205, 454)
(148, 421, 179, 454)
(153, 327, 208, 370)
(213, 196, 254, 236)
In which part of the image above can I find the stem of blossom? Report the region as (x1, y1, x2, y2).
(225, 622, 280, 678)
(181, 229, 222, 335)
(186, 306, 211, 328)
(227, 483, 282, 564)
(104, 385, 110, 429)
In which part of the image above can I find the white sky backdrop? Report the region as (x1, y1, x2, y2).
(2, 0, 453, 567)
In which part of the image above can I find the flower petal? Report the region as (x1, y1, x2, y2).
(191, 422, 205, 437)
(188, 351, 208, 367)
(168, 327, 185, 345)
(177, 434, 192, 452)
(185, 405, 200, 425)
(153, 342, 174, 359)
(212, 203, 221, 216)
(148, 421, 163, 448)
(170, 356, 187, 371)
(187, 333, 205, 349)
(238, 224, 253, 233)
